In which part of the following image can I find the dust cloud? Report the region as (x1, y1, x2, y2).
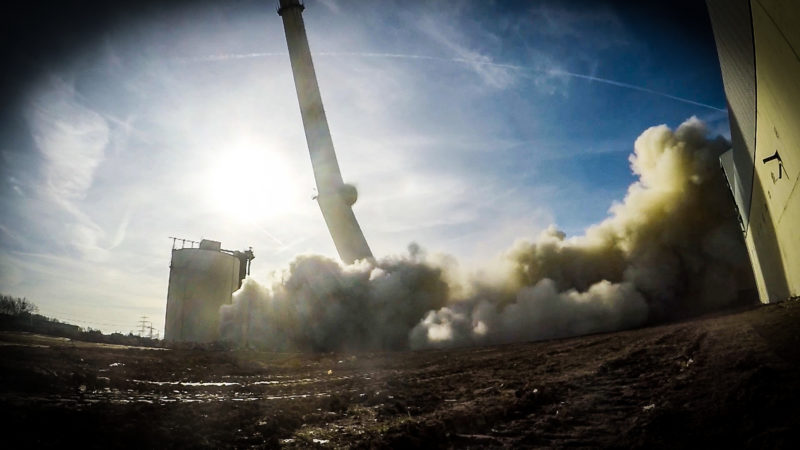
(220, 117, 754, 351)
(219, 250, 450, 351)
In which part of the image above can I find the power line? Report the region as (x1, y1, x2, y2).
(138, 316, 149, 337)
(38, 312, 127, 328)
(27, 307, 163, 338)
(147, 323, 159, 340)
(35, 308, 134, 329)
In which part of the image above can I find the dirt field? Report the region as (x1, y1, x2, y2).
(1, 300, 799, 448)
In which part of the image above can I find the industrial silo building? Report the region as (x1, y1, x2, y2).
(164, 239, 254, 343)
(707, 0, 800, 302)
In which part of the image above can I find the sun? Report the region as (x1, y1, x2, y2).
(206, 142, 298, 223)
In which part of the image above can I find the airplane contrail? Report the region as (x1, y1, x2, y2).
(180, 51, 726, 112)
(317, 52, 728, 112)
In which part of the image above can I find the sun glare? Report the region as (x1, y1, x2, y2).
(206, 142, 298, 223)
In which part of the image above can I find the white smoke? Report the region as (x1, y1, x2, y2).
(220, 117, 753, 351)
(410, 279, 648, 349)
(219, 252, 449, 351)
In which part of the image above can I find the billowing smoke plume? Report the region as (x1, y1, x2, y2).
(219, 247, 449, 351)
(221, 117, 753, 351)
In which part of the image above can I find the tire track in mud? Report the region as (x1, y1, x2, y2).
(549, 326, 708, 445)
(370, 325, 712, 448)
(0, 323, 723, 448)
(4, 302, 800, 448)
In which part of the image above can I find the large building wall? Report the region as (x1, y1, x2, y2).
(708, 0, 757, 229)
(708, 0, 800, 302)
(164, 248, 241, 343)
(752, 0, 800, 300)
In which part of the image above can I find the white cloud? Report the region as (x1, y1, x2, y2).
(26, 76, 109, 202)
(416, 15, 516, 89)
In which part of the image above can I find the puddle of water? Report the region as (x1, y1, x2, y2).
(252, 378, 315, 385)
(130, 379, 242, 387)
(0, 342, 51, 348)
(6, 369, 384, 408)
(6, 386, 336, 408)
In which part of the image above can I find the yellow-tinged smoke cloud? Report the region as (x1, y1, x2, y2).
(219, 117, 754, 351)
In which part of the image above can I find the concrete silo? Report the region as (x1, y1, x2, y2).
(164, 239, 254, 343)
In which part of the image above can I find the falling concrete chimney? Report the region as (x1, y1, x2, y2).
(278, 0, 373, 264)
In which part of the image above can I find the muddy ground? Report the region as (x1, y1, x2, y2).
(1, 300, 799, 449)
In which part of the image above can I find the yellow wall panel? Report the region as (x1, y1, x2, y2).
(757, 0, 800, 53)
(752, 0, 800, 298)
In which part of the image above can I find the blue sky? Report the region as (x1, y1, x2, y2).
(0, 0, 729, 334)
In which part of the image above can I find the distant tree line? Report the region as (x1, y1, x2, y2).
(0, 295, 39, 316)
(0, 294, 164, 348)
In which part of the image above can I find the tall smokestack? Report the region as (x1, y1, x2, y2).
(278, 0, 373, 264)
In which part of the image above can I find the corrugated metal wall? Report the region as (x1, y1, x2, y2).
(707, 0, 756, 230)
(709, 0, 800, 302)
